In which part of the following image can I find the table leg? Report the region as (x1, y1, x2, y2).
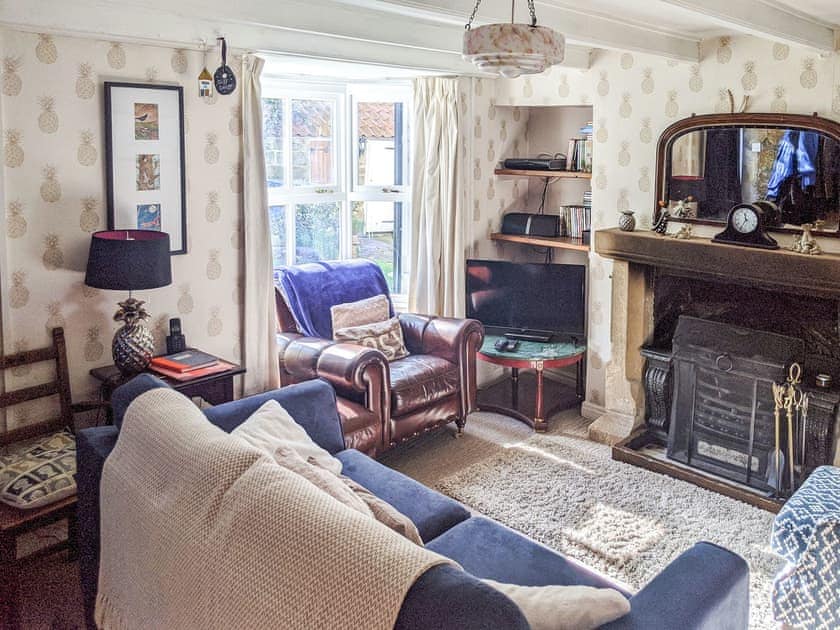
(0, 532, 20, 630)
(534, 367, 547, 432)
(576, 355, 585, 399)
(511, 367, 519, 409)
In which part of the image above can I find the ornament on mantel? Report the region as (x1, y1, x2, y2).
(618, 210, 636, 232)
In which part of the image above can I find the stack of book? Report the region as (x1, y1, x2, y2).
(149, 350, 232, 381)
(560, 205, 591, 239)
(566, 122, 594, 173)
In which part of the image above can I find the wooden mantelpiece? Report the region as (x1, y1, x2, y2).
(595, 228, 840, 297)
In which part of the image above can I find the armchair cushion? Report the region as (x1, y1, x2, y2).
(331, 294, 390, 331)
(335, 317, 409, 361)
(279, 260, 394, 338)
(390, 355, 460, 416)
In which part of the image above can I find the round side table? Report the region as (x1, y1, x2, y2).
(477, 335, 586, 432)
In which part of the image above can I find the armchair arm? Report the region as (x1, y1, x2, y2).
(602, 542, 749, 630)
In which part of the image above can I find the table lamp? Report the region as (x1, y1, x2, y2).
(85, 230, 172, 375)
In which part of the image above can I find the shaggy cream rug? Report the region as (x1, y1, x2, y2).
(436, 431, 780, 630)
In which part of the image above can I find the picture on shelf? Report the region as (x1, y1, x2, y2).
(134, 103, 159, 140)
(137, 203, 161, 230)
(136, 154, 160, 191)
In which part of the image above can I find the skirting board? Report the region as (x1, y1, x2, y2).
(580, 400, 605, 421)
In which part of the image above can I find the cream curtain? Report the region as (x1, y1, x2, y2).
(409, 77, 465, 318)
(240, 55, 279, 395)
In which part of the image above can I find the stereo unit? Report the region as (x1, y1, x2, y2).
(501, 212, 560, 238)
(503, 157, 567, 171)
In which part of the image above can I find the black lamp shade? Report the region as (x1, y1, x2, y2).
(85, 230, 172, 290)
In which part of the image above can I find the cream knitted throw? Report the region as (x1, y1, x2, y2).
(96, 388, 452, 630)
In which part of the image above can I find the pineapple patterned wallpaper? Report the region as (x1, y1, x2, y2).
(1, 29, 244, 433)
(475, 35, 840, 412)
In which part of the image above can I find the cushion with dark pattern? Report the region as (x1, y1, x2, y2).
(334, 316, 409, 362)
(0, 429, 76, 509)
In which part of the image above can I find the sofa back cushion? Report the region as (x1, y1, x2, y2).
(278, 260, 394, 339)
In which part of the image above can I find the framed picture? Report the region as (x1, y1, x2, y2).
(104, 82, 187, 254)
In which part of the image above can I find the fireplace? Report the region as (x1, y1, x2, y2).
(593, 228, 840, 510)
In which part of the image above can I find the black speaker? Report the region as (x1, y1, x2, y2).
(501, 212, 560, 237)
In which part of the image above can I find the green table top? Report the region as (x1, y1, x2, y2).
(479, 334, 586, 361)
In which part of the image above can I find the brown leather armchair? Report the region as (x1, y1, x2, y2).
(276, 289, 484, 457)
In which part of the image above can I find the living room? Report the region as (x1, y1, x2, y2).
(1, 1, 839, 628)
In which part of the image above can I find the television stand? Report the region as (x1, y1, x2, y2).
(504, 331, 552, 343)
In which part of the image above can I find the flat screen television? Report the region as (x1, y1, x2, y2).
(465, 259, 586, 340)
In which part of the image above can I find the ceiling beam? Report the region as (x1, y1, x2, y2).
(340, 0, 701, 61)
(659, 0, 837, 52)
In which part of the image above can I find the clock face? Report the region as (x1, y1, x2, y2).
(731, 206, 758, 234)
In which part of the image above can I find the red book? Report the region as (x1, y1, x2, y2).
(150, 350, 219, 373)
(149, 360, 234, 381)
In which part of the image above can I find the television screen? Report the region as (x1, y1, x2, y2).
(465, 259, 586, 338)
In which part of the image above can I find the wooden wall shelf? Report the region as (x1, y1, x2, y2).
(490, 232, 590, 252)
(494, 168, 592, 179)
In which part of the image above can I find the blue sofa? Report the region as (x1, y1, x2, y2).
(76, 376, 750, 629)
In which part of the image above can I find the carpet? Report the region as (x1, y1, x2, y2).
(435, 431, 780, 629)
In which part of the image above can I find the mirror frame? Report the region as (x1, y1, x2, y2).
(655, 112, 840, 237)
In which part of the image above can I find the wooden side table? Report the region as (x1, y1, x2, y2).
(477, 335, 586, 432)
(90, 356, 245, 418)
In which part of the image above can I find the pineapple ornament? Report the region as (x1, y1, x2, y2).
(641, 68, 654, 95)
(595, 118, 608, 144)
(207, 307, 223, 337)
(79, 196, 100, 233)
(42, 233, 64, 270)
(107, 43, 126, 69)
(2, 57, 22, 96)
(620, 53, 634, 70)
(112, 297, 154, 375)
(5, 129, 24, 167)
(689, 65, 703, 93)
(45, 301, 66, 333)
(595, 165, 607, 190)
(177, 284, 194, 314)
(36, 34, 58, 64)
(741, 61, 758, 92)
(171, 49, 189, 75)
(639, 118, 652, 144)
(206, 191, 221, 222)
(229, 163, 242, 194)
(11, 339, 30, 377)
(40, 165, 61, 202)
(78, 130, 97, 166)
(557, 74, 569, 98)
(204, 132, 220, 164)
(619, 93, 632, 119)
(772, 86, 788, 113)
(6, 200, 26, 238)
(84, 326, 104, 362)
(618, 141, 631, 167)
(717, 37, 732, 64)
(206, 249, 222, 280)
(597, 71, 610, 97)
(76, 63, 95, 99)
(773, 43, 789, 61)
(10, 270, 29, 309)
(800, 58, 818, 89)
(665, 90, 679, 118)
(229, 105, 242, 136)
(38, 96, 58, 133)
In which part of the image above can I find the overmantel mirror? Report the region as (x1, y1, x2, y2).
(655, 112, 840, 236)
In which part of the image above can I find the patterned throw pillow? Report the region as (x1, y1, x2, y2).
(0, 429, 76, 509)
(334, 317, 409, 361)
(330, 294, 390, 333)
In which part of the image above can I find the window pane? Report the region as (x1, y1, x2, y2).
(262, 98, 285, 188)
(292, 99, 335, 187)
(351, 201, 400, 292)
(295, 203, 340, 263)
(356, 101, 403, 187)
(269, 205, 287, 279)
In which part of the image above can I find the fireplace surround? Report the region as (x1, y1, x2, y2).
(592, 228, 840, 510)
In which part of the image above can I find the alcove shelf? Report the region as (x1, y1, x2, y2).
(490, 232, 590, 252)
(494, 168, 592, 179)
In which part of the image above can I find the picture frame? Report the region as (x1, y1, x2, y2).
(104, 82, 187, 254)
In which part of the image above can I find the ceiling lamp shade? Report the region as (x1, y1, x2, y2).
(463, 0, 564, 79)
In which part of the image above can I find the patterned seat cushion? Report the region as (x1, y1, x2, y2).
(0, 429, 76, 509)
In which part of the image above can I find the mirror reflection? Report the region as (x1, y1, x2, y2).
(664, 127, 840, 232)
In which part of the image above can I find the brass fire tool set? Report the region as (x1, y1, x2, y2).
(771, 363, 809, 495)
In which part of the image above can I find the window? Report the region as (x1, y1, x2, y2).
(262, 82, 411, 296)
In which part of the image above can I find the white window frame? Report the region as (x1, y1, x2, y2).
(262, 78, 412, 298)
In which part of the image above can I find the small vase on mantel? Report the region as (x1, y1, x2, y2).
(618, 210, 636, 232)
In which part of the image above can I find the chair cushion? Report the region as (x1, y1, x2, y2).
(336, 449, 470, 542)
(335, 317, 409, 362)
(426, 516, 631, 595)
(331, 294, 390, 331)
(389, 354, 459, 416)
(771, 465, 840, 565)
(1, 429, 76, 509)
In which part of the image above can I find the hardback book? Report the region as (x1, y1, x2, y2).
(150, 350, 219, 373)
(149, 360, 234, 381)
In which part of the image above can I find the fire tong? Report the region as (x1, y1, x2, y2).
(771, 364, 808, 494)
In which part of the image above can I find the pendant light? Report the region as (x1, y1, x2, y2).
(463, 0, 565, 79)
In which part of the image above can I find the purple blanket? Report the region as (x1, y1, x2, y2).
(278, 260, 394, 339)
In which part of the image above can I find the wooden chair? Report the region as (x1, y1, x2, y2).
(0, 327, 102, 629)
